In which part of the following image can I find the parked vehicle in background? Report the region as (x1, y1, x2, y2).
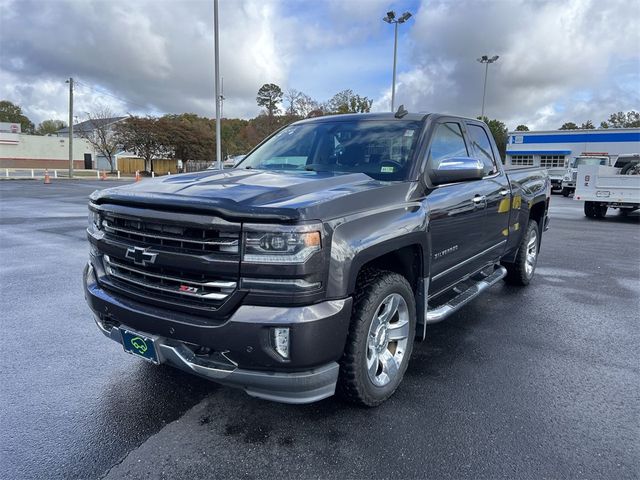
(614, 153, 640, 175)
(548, 163, 568, 192)
(224, 154, 246, 168)
(562, 155, 610, 197)
(84, 112, 550, 406)
(575, 155, 640, 218)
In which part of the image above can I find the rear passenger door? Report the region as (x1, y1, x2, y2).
(465, 121, 511, 261)
(426, 120, 492, 296)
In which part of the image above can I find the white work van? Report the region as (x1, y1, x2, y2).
(574, 156, 640, 218)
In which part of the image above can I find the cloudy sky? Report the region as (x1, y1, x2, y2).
(1, 0, 638, 130)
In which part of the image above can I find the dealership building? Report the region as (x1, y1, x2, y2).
(505, 128, 640, 169)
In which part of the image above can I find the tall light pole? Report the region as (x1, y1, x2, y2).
(383, 10, 412, 112)
(477, 55, 499, 118)
(213, 0, 222, 170)
(66, 77, 74, 178)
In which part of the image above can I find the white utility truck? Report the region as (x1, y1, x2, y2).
(574, 154, 640, 218)
(561, 155, 610, 197)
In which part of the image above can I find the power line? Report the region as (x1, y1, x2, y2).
(73, 79, 151, 111)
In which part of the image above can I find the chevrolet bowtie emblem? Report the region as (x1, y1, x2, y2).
(125, 246, 158, 266)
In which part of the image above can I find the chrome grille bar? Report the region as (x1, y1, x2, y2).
(102, 223, 238, 247)
(103, 255, 236, 301)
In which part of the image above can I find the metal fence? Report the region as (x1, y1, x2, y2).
(184, 161, 213, 173)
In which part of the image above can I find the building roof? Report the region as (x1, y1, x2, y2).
(507, 127, 640, 135)
(57, 117, 125, 135)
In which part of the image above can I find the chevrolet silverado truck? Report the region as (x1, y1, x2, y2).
(84, 112, 550, 406)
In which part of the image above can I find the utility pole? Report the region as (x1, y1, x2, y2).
(67, 77, 74, 178)
(476, 55, 499, 118)
(391, 21, 398, 112)
(214, 0, 222, 170)
(383, 11, 412, 112)
(220, 76, 225, 119)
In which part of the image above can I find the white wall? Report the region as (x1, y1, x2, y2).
(0, 133, 95, 168)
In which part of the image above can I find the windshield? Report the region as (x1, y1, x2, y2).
(573, 157, 608, 167)
(236, 119, 423, 181)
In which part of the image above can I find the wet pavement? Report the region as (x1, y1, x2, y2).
(0, 181, 214, 479)
(1, 181, 638, 479)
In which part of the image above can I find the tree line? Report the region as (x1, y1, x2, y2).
(2, 91, 638, 171)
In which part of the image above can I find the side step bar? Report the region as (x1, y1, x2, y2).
(426, 266, 507, 324)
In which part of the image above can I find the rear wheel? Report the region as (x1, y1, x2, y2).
(584, 201, 607, 219)
(593, 204, 608, 219)
(502, 220, 539, 286)
(338, 270, 416, 407)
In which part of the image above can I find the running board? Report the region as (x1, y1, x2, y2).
(425, 266, 507, 324)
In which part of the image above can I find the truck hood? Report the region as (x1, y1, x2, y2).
(90, 169, 416, 222)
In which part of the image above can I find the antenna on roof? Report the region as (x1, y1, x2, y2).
(395, 104, 408, 119)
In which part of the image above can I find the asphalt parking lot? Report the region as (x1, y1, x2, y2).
(1, 180, 638, 480)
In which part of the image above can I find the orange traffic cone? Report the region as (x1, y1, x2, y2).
(135, 170, 141, 182)
(44, 169, 51, 184)
(100, 170, 107, 180)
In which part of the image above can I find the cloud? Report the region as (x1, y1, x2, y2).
(1, 0, 638, 131)
(0, 0, 291, 122)
(382, 0, 640, 129)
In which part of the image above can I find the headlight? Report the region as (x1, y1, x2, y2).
(243, 224, 321, 263)
(88, 208, 101, 230)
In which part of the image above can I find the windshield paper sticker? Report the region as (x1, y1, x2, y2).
(381, 166, 395, 173)
(404, 129, 414, 137)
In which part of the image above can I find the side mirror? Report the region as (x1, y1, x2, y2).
(429, 156, 484, 185)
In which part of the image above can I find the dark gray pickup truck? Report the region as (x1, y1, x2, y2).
(84, 112, 550, 406)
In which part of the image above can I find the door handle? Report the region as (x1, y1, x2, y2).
(472, 195, 486, 204)
(499, 189, 509, 196)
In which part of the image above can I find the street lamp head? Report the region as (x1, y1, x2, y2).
(490, 55, 499, 62)
(386, 10, 395, 20)
(383, 15, 392, 23)
(398, 12, 412, 23)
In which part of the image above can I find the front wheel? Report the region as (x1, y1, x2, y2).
(562, 187, 571, 197)
(338, 270, 416, 407)
(502, 220, 539, 286)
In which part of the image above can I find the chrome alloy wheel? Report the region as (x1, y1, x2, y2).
(525, 229, 538, 277)
(366, 293, 410, 387)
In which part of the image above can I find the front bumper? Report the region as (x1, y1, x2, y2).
(84, 264, 352, 403)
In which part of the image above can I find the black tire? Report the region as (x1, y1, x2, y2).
(502, 220, 539, 286)
(337, 269, 416, 407)
(584, 201, 596, 218)
(621, 162, 639, 175)
(593, 204, 608, 219)
(562, 187, 571, 197)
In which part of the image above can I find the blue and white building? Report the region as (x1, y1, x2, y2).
(505, 128, 640, 168)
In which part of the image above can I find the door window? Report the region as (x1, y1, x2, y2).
(468, 124, 498, 175)
(428, 122, 468, 169)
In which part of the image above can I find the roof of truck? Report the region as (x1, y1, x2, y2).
(292, 112, 486, 125)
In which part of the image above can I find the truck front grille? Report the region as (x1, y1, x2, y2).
(104, 255, 237, 303)
(94, 208, 242, 316)
(102, 215, 239, 255)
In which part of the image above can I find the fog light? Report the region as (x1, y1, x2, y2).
(272, 327, 290, 359)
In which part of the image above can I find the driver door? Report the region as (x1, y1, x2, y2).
(425, 120, 490, 296)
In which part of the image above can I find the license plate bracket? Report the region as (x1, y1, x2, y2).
(120, 329, 159, 364)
